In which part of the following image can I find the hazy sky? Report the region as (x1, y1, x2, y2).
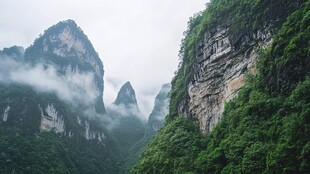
(0, 0, 207, 117)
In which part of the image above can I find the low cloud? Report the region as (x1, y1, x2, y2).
(106, 103, 145, 120)
(0, 55, 99, 107)
(105, 103, 147, 130)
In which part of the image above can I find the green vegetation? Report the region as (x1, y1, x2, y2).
(124, 84, 171, 173)
(133, 1, 309, 173)
(261, 1, 310, 95)
(0, 84, 121, 173)
(132, 117, 206, 173)
(0, 127, 121, 174)
(169, 0, 303, 119)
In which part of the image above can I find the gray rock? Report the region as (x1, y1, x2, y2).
(179, 24, 273, 133)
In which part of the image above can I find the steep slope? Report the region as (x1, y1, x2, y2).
(124, 83, 171, 172)
(132, 0, 309, 173)
(25, 19, 105, 113)
(114, 81, 138, 106)
(0, 21, 120, 173)
(107, 81, 146, 171)
(170, 0, 305, 133)
(146, 83, 171, 134)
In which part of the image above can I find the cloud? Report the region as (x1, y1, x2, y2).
(0, 0, 208, 118)
(0, 56, 99, 106)
(106, 103, 145, 120)
(105, 103, 147, 130)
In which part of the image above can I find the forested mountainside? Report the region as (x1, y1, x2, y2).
(0, 20, 122, 174)
(0, 19, 171, 173)
(132, 0, 309, 173)
(123, 83, 171, 173)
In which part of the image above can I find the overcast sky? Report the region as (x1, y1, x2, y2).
(0, 0, 207, 117)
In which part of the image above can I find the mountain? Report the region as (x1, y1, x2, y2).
(0, 20, 169, 174)
(124, 83, 171, 172)
(132, 0, 309, 173)
(107, 81, 146, 173)
(0, 45, 24, 61)
(114, 81, 138, 106)
(146, 83, 171, 134)
(0, 20, 120, 173)
(25, 19, 105, 113)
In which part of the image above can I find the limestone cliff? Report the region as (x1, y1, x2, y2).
(0, 21, 109, 142)
(175, 1, 304, 133)
(25, 19, 105, 113)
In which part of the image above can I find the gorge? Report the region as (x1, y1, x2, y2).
(0, 0, 309, 174)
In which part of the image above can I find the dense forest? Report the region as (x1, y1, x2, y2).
(0, 85, 121, 173)
(132, 0, 309, 173)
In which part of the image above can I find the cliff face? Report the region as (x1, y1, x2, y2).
(177, 1, 303, 133)
(184, 24, 272, 132)
(25, 20, 105, 113)
(133, 1, 309, 173)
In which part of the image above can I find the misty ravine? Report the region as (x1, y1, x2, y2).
(1, 0, 310, 174)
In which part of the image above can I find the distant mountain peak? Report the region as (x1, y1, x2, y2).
(25, 19, 98, 61)
(114, 81, 138, 106)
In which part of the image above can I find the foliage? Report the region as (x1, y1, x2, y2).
(0, 128, 75, 174)
(168, 0, 302, 120)
(0, 127, 122, 174)
(260, 1, 310, 95)
(131, 117, 206, 174)
(133, 1, 310, 173)
(0, 84, 121, 173)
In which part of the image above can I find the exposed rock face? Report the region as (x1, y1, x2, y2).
(147, 83, 171, 132)
(25, 19, 105, 113)
(0, 21, 108, 141)
(76, 115, 106, 142)
(1, 106, 10, 122)
(39, 104, 65, 134)
(180, 24, 273, 133)
(175, 0, 304, 134)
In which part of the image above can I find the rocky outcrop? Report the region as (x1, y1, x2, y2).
(183, 24, 273, 133)
(39, 104, 65, 134)
(25, 19, 105, 113)
(177, 0, 304, 133)
(177, 0, 306, 133)
(1, 106, 10, 122)
(76, 115, 106, 142)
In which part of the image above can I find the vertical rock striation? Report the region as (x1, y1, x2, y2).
(177, 1, 303, 133)
(187, 25, 272, 133)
